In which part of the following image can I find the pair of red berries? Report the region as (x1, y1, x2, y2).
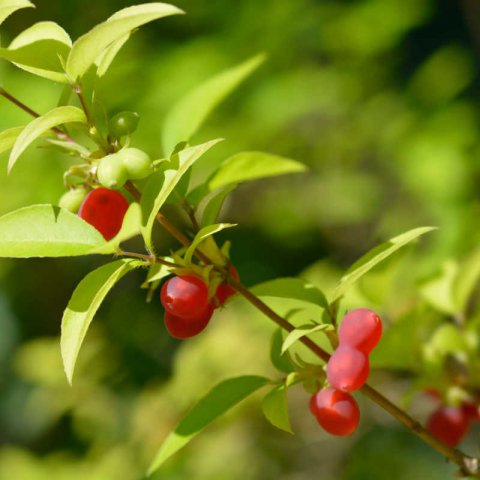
(78, 187, 129, 240)
(427, 398, 480, 447)
(310, 308, 383, 436)
(160, 268, 239, 339)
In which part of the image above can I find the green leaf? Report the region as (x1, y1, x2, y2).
(200, 185, 236, 227)
(419, 261, 457, 315)
(452, 247, 480, 314)
(0, 0, 33, 25)
(331, 227, 437, 302)
(66, 3, 184, 81)
(95, 32, 130, 77)
(144, 261, 172, 284)
(0, 21, 71, 83)
(261, 384, 293, 434)
(252, 278, 329, 310)
(208, 151, 306, 191)
(0, 126, 24, 155)
(147, 375, 269, 474)
(184, 223, 236, 264)
(91, 202, 142, 254)
(162, 54, 265, 154)
(8, 106, 87, 173)
(141, 139, 222, 252)
(281, 323, 333, 355)
(270, 328, 295, 373)
(0, 204, 105, 257)
(61, 259, 138, 384)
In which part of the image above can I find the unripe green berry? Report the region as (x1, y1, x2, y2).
(109, 111, 140, 138)
(59, 188, 88, 213)
(119, 148, 152, 180)
(97, 154, 128, 189)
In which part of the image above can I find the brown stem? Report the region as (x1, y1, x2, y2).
(127, 179, 480, 477)
(124, 181, 213, 264)
(231, 280, 478, 477)
(0, 87, 76, 143)
(118, 250, 181, 269)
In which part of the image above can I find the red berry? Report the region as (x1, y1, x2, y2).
(338, 308, 382, 354)
(161, 275, 210, 319)
(461, 402, 480, 422)
(427, 406, 469, 447)
(164, 303, 214, 339)
(215, 265, 239, 305)
(310, 388, 360, 436)
(327, 346, 370, 392)
(78, 187, 129, 240)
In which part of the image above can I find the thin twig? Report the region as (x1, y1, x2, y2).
(0, 87, 77, 143)
(125, 179, 480, 477)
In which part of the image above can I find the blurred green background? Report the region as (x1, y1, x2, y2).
(1, 0, 480, 478)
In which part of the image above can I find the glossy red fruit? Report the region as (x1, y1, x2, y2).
(338, 308, 382, 354)
(327, 346, 370, 393)
(161, 275, 210, 319)
(310, 388, 360, 436)
(427, 406, 469, 447)
(164, 303, 214, 339)
(78, 187, 129, 240)
(215, 265, 240, 305)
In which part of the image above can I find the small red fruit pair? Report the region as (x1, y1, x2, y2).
(327, 308, 382, 392)
(425, 397, 480, 447)
(311, 308, 383, 437)
(78, 187, 129, 240)
(160, 267, 239, 339)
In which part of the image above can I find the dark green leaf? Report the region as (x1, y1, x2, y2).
(147, 375, 269, 474)
(281, 323, 333, 354)
(270, 329, 295, 373)
(261, 384, 293, 434)
(200, 185, 236, 226)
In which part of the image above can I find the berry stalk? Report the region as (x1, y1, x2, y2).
(127, 181, 480, 477)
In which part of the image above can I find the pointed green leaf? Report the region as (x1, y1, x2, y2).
(332, 227, 437, 302)
(66, 3, 184, 81)
(0, 21, 71, 82)
(453, 247, 480, 314)
(162, 54, 265, 154)
(270, 328, 295, 374)
(145, 261, 173, 284)
(91, 202, 143, 254)
(200, 185, 235, 227)
(0, 126, 24, 155)
(140, 139, 222, 251)
(281, 323, 333, 355)
(148, 375, 269, 474)
(184, 223, 236, 264)
(8, 106, 87, 173)
(261, 384, 293, 434)
(252, 278, 329, 310)
(0, 0, 33, 25)
(95, 32, 130, 77)
(0, 205, 105, 257)
(208, 151, 306, 191)
(61, 259, 138, 384)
